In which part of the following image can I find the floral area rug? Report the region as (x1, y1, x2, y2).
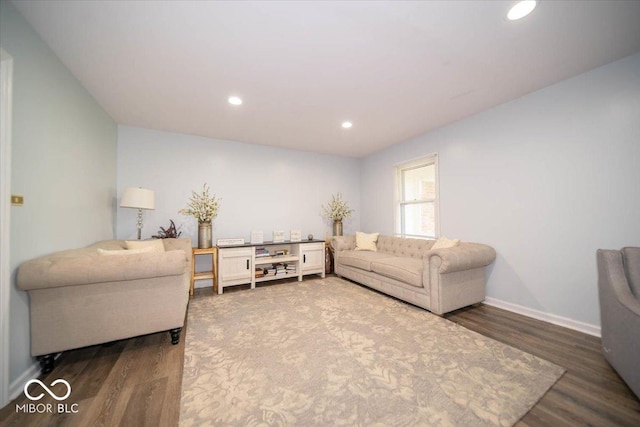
(180, 277, 564, 426)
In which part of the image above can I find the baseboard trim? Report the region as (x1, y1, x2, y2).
(8, 353, 63, 402)
(484, 297, 601, 338)
(8, 361, 39, 401)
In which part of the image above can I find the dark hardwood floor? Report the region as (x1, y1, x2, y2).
(1, 282, 639, 426)
(447, 304, 640, 427)
(0, 325, 185, 427)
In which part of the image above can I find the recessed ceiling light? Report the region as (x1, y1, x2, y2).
(228, 96, 242, 105)
(341, 121, 353, 129)
(507, 0, 537, 21)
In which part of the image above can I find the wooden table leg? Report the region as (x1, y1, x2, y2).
(212, 248, 218, 294)
(190, 250, 196, 297)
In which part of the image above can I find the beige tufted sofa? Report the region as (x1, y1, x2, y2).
(17, 238, 192, 374)
(332, 235, 496, 315)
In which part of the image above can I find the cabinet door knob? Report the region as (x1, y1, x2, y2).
(303, 254, 306, 263)
(246, 259, 250, 269)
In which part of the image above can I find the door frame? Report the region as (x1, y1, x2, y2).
(0, 48, 14, 408)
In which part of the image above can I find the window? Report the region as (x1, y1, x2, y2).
(395, 154, 438, 239)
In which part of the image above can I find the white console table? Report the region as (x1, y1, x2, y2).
(217, 240, 325, 294)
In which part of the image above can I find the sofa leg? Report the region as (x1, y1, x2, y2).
(39, 354, 55, 375)
(169, 328, 182, 345)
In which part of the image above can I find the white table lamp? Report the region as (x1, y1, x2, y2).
(120, 187, 155, 239)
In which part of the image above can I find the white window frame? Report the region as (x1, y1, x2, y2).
(394, 153, 439, 239)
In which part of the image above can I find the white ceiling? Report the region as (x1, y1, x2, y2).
(12, 0, 640, 157)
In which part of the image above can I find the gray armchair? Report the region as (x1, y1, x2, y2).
(597, 247, 640, 398)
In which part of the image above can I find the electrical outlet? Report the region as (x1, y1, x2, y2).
(11, 195, 24, 206)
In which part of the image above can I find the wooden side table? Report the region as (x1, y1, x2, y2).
(191, 246, 218, 296)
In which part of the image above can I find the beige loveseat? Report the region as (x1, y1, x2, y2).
(332, 235, 496, 315)
(17, 238, 192, 374)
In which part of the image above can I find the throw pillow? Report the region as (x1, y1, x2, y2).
(431, 237, 460, 250)
(97, 247, 156, 256)
(124, 239, 165, 253)
(355, 232, 379, 251)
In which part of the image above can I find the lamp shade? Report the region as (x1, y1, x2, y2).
(120, 187, 155, 210)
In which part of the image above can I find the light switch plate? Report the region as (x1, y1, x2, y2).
(11, 194, 24, 206)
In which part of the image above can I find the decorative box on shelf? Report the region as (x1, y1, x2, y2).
(272, 230, 285, 243)
(217, 238, 245, 246)
(250, 231, 264, 244)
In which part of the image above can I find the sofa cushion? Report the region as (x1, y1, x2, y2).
(622, 247, 640, 297)
(125, 239, 165, 253)
(355, 232, 379, 251)
(339, 250, 394, 271)
(371, 257, 423, 287)
(97, 247, 155, 256)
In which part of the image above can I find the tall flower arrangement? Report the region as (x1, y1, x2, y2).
(322, 193, 354, 221)
(179, 183, 220, 223)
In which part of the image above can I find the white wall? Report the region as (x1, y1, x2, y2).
(361, 52, 640, 329)
(1, 1, 117, 387)
(117, 126, 361, 267)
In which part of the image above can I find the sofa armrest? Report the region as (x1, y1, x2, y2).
(598, 249, 640, 318)
(18, 250, 187, 291)
(597, 249, 640, 397)
(332, 235, 356, 253)
(610, 285, 640, 318)
(425, 242, 496, 274)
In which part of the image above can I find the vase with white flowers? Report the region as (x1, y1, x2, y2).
(179, 183, 221, 248)
(322, 193, 354, 236)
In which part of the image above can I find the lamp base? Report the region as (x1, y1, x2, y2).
(137, 208, 143, 240)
